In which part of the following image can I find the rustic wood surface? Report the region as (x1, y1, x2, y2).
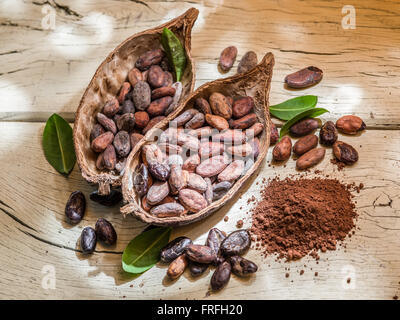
(0, 0, 399, 300)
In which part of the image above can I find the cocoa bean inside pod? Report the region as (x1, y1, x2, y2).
(95, 218, 117, 245)
(195, 97, 212, 114)
(209, 92, 232, 119)
(150, 202, 186, 218)
(133, 164, 149, 197)
(212, 181, 232, 201)
(178, 189, 208, 212)
(147, 181, 169, 205)
(232, 96, 255, 118)
(319, 121, 338, 146)
(103, 98, 120, 118)
(160, 236, 193, 263)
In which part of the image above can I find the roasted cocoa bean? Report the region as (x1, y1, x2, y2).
(199, 141, 225, 159)
(185, 112, 205, 129)
(117, 82, 131, 104)
(130, 132, 144, 150)
(178, 189, 208, 212)
(214, 129, 246, 144)
(161, 236, 193, 263)
(245, 122, 264, 139)
(147, 96, 173, 116)
(220, 230, 251, 257)
(164, 82, 182, 115)
(133, 111, 149, 129)
(204, 177, 213, 205)
(296, 147, 325, 170)
(205, 114, 229, 131)
(272, 136, 292, 161)
(226, 143, 253, 157)
(80, 227, 97, 254)
(211, 261, 231, 291)
(113, 131, 131, 157)
(150, 202, 186, 218)
(290, 118, 319, 137)
(237, 51, 257, 74)
(103, 144, 117, 170)
(173, 108, 198, 126)
(142, 144, 165, 165)
(135, 48, 164, 71)
(97, 113, 117, 134)
(158, 143, 182, 155)
(89, 190, 122, 206)
(148, 161, 170, 181)
(65, 191, 86, 224)
(95, 218, 117, 245)
(319, 121, 338, 145)
(147, 65, 166, 88)
(103, 98, 120, 118)
(121, 99, 135, 114)
(196, 154, 229, 177)
(232, 96, 254, 118)
(187, 173, 207, 193)
(185, 244, 216, 264)
(151, 86, 176, 100)
(218, 160, 244, 182)
(195, 97, 212, 114)
(169, 165, 187, 195)
(116, 113, 135, 132)
(219, 46, 237, 72)
(128, 67, 143, 87)
(182, 154, 200, 172)
(176, 133, 199, 151)
(167, 254, 188, 280)
(91, 131, 114, 153)
(333, 141, 358, 164)
(90, 124, 105, 142)
(229, 113, 257, 129)
(133, 164, 149, 197)
(249, 137, 260, 159)
(191, 126, 213, 139)
(229, 256, 258, 277)
(206, 228, 226, 256)
(209, 92, 232, 119)
(147, 181, 169, 205)
(189, 261, 209, 277)
(212, 181, 232, 200)
(132, 81, 151, 111)
(336, 115, 366, 135)
(285, 66, 323, 88)
(293, 134, 318, 156)
(142, 116, 166, 135)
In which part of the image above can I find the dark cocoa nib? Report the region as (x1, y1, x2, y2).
(285, 66, 323, 88)
(89, 190, 122, 206)
(160, 236, 193, 263)
(65, 191, 86, 224)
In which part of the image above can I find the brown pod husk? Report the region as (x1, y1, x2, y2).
(121, 53, 274, 226)
(73, 8, 199, 195)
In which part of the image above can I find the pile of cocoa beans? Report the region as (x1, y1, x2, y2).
(90, 48, 182, 174)
(162, 228, 258, 291)
(133, 93, 264, 218)
(270, 115, 365, 169)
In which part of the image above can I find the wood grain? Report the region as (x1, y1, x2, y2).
(0, 122, 399, 299)
(0, 0, 400, 128)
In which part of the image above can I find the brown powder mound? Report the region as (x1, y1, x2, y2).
(250, 177, 358, 261)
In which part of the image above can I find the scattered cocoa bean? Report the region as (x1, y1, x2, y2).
(167, 254, 188, 280)
(113, 130, 131, 157)
(220, 230, 251, 256)
(178, 189, 208, 212)
(189, 261, 209, 277)
(205, 114, 229, 131)
(195, 97, 212, 114)
(65, 191, 86, 224)
(103, 98, 120, 118)
(285, 66, 323, 88)
(229, 256, 258, 277)
(210, 261, 231, 291)
(209, 92, 232, 119)
(103, 144, 117, 170)
(218, 160, 244, 182)
(290, 118, 319, 136)
(147, 181, 169, 205)
(336, 115, 366, 135)
(272, 136, 292, 161)
(89, 190, 122, 206)
(185, 244, 216, 264)
(232, 96, 255, 118)
(161, 236, 193, 263)
(293, 134, 318, 156)
(319, 121, 338, 146)
(121, 100, 135, 114)
(151, 86, 176, 100)
(91, 131, 114, 153)
(80, 227, 97, 254)
(135, 48, 164, 71)
(296, 147, 325, 170)
(333, 141, 358, 164)
(132, 81, 151, 111)
(97, 113, 117, 134)
(206, 228, 226, 256)
(237, 51, 257, 74)
(219, 46, 237, 72)
(95, 217, 117, 245)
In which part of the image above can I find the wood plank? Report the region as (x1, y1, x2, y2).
(0, 0, 399, 127)
(0, 122, 399, 299)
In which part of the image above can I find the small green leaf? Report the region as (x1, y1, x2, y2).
(42, 113, 76, 175)
(122, 227, 171, 274)
(269, 95, 318, 120)
(280, 108, 329, 138)
(161, 27, 186, 82)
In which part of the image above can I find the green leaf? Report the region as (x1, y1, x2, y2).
(122, 227, 172, 274)
(269, 95, 318, 120)
(161, 27, 186, 82)
(42, 113, 76, 175)
(280, 108, 329, 138)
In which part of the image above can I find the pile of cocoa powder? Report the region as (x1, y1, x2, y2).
(250, 176, 359, 261)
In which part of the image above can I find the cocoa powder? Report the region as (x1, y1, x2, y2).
(250, 177, 358, 261)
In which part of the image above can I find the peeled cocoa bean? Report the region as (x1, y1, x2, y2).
(229, 113, 257, 129)
(80, 227, 97, 254)
(195, 97, 212, 114)
(168, 154, 183, 167)
(293, 134, 318, 156)
(237, 51, 257, 74)
(117, 82, 131, 104)
(187, 173, 208, 193)
(130, 132, 144, 150)
(165, 82, 182, 115)
(290, 118, 319, 137)
(65, 191, 86, 224)
(211, 261, 231, 291)
(220, 230, 251, 256)
(128, 67, 143, 87)
(272, 136, 292, 161)
(97, 113, 117, 134)
(205, 114, 229, 131)
(89, 190, 122, 206)
(196, 154, 229, 177)
(147, 65, 166, 88)
(147, 96, 173, 117)
(232, 96, 255, 118)
(320, 121, 338, 145)
(212, 181, 232, 200)
(185, 112, 205, 129)
(103, 144, 117, 170)
(209, 92, 232, 119)
(167, 254, 188, 280)
(226, 143, 253, 157)
(218, 160, 244, 182)
(121, 100, 135, 114)
(132, 81, 151, 111)
(91, 131, 114, 153)
(333, 141, 358, 164)
(150, 202, 186, 218)
(182, 154, 200, 172)
(142, 116, 165, 135)
(296, 147, 325, 170)
(178, 189, 208, 212)
(95, 217, 117, 245)
(103, 98, 120, 118)
(189, 261, 209, 277)
(336, 115, 366, 135)
(113, 131, 131, 157)
(185, 244, 216, 264)
(285, 66, 323, 88)
(206, 228, 226, 256)
(135, 48, 164, 71)
(147, 181, 169, 205)
(214, 129, 246, 144)
(158, 143, 182, 155)
(219, 46, 237, 72)
(148, 161, 170, 181)
(133, 164, 149, 197)
(204, 177, 213, 205)
(90, 124, 105, 142)
(151, 86, 175, 100)
(229, 256, 258, 277)
(161, 236, 193, 263)
(116, 113, 135, 132)
(199, 141, 225, 159)
(173, 108, 198, 126)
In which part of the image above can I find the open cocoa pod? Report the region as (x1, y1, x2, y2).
(73, 8, 199, 195)
(120, 53, 275, 226)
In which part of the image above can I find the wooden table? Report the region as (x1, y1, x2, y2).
(1, 0, 399, 300)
